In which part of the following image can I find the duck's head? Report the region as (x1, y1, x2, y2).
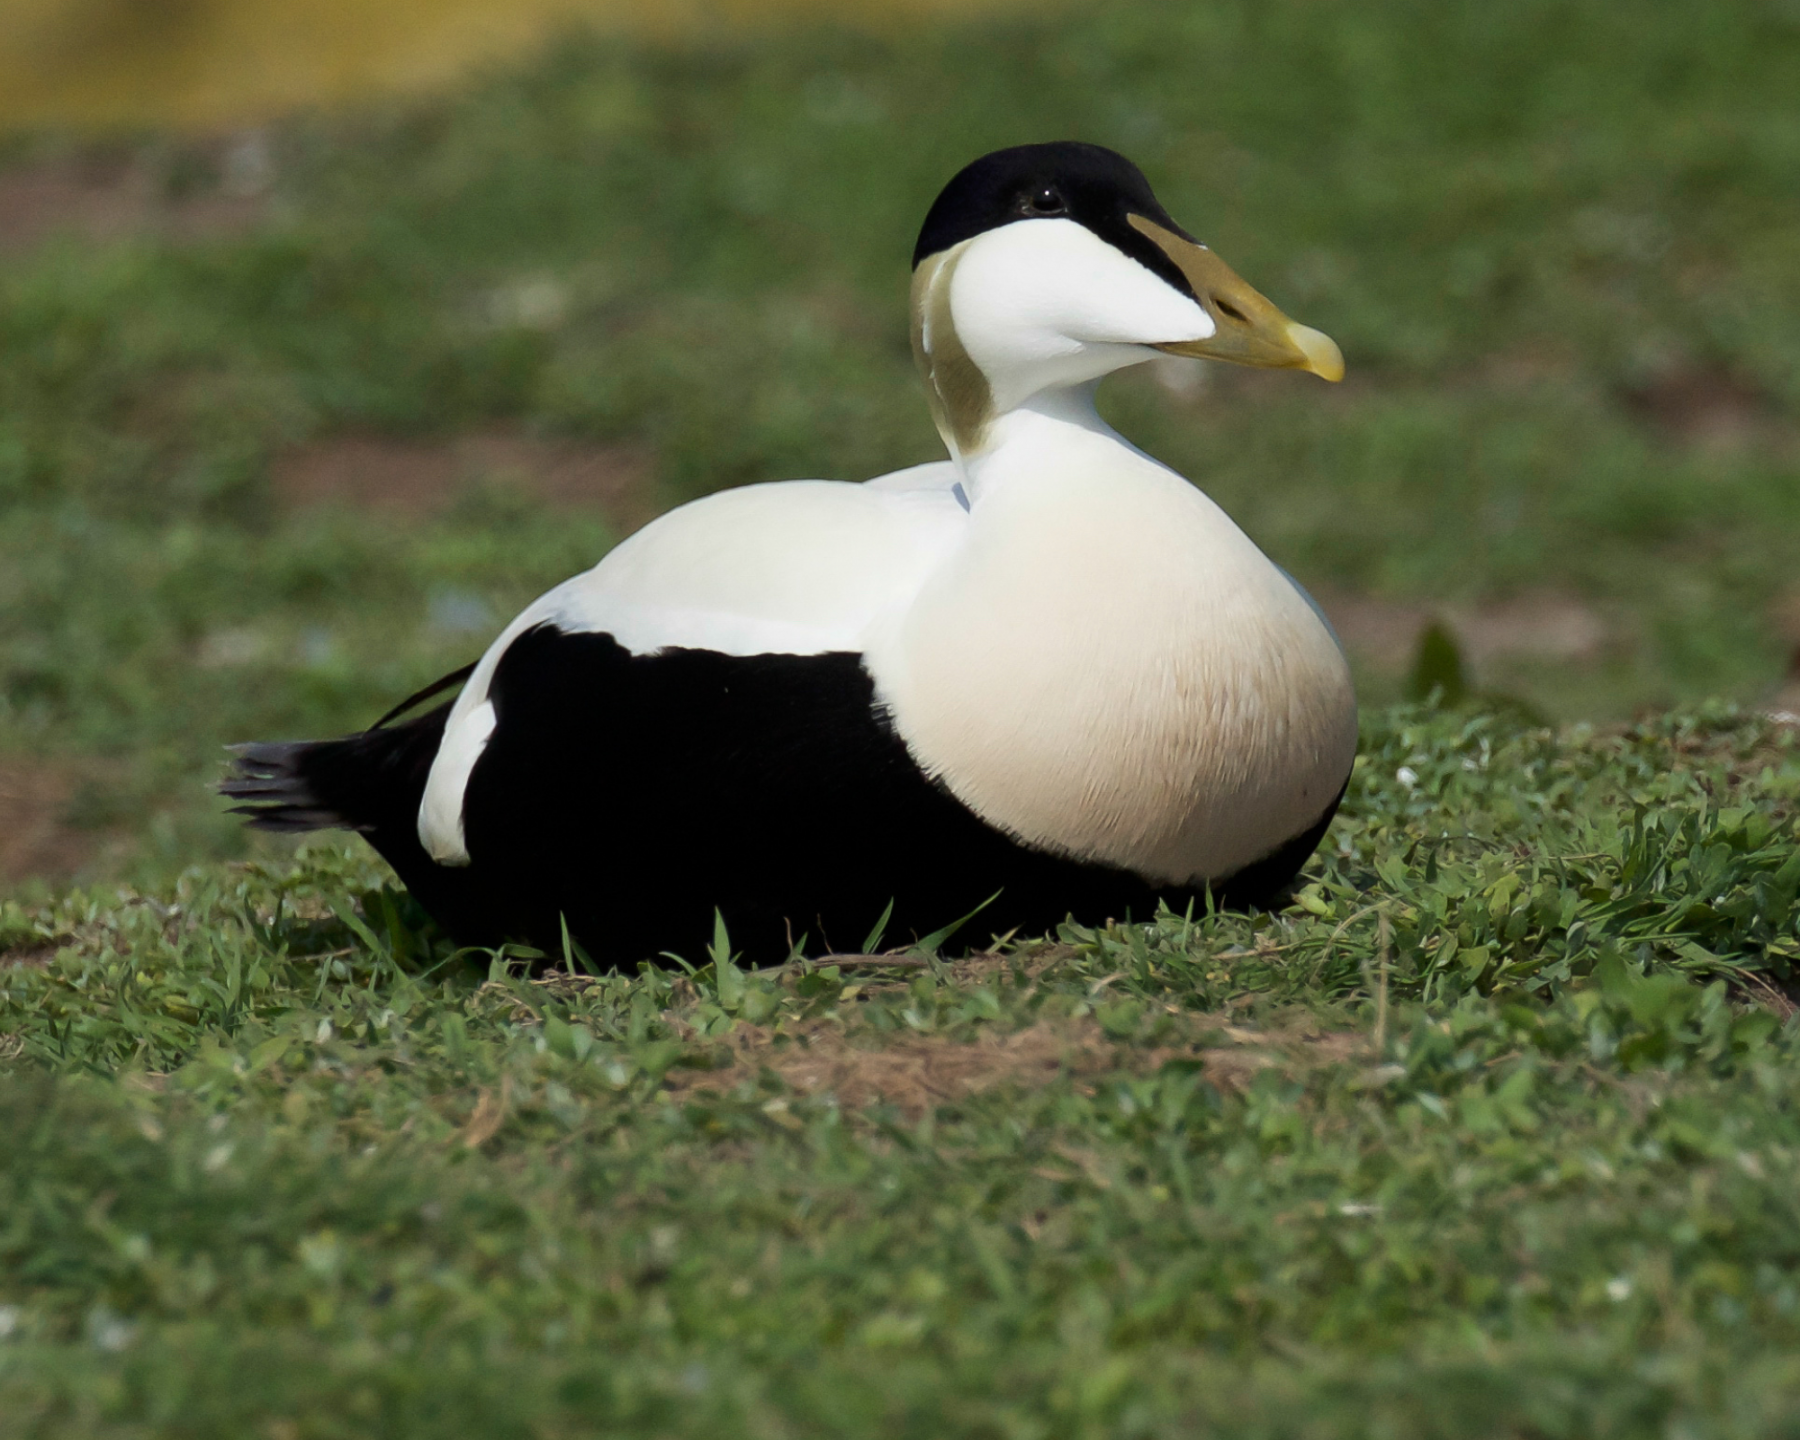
(911, 141, 1343, 459)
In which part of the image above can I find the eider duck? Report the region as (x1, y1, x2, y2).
(225, 141, 1357, 966)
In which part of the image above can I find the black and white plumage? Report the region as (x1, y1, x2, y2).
(225, 142, 1357, 966)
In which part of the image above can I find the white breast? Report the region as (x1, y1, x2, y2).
(868, 413, 1357, 884)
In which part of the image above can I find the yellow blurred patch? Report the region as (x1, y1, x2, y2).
(0, 0, 1021, 132)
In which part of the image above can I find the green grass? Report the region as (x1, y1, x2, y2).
(4, 2, 1800, 1431)
(1, 0, 1798, 886)
(2, 705, 1799, 1436)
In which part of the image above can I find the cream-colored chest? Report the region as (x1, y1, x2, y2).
(872, 428, 1356, 883)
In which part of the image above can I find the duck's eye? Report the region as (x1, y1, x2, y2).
(1020, 186, 1067, 217)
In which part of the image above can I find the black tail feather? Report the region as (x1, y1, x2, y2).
(222, 701, 510, 947)
(221, 741, 364, 833)
(220, 703, 454, 838)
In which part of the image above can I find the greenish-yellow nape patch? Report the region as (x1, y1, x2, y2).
(909, 242, 993, 459)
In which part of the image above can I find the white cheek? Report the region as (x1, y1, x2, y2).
(949, 219, 1214, 386)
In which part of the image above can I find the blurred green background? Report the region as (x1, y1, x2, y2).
(1, 0, 1797, 898)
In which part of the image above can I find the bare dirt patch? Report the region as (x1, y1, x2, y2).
(668, 1013, 1369, 1116)
(1775, 590, 1800, 650)
(0, 759, 95, 887)
(1321, 590, 1611, 674)
(1621, 366, 1779, 453)
(270, 431, 661, 532)
(0, 145, 270, 253)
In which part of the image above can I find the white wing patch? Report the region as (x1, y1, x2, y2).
(554, 479, 965, 655)
(417, 470, 967, 864)
(417, 700, 493, 862)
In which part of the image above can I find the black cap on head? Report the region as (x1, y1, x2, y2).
(912, 142, 1198, 297)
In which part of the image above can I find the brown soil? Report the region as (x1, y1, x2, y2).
(0, 148, 269, 253)
(667, 1011, 1368, 1117)
(1621, 366, 1779, 452)
(0, 759, 94, 887)
(1771, 589, 1800, 651)
(270, 431, 661, 532)
(1320, 590, 1610, 674)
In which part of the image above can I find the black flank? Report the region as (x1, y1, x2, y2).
(229, 625, 1342, 968)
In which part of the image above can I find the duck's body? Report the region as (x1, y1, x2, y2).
(227, 143, 1357, 965)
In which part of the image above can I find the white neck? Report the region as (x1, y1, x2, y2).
(959, 380, 1121, 494)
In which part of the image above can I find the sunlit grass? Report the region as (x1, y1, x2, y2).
(3, 705, 1798, 1435)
